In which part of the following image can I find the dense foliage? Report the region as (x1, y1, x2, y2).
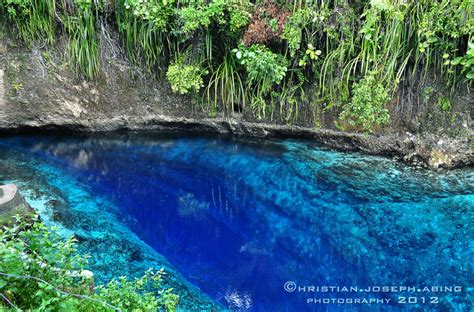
(0, 0, 472, 131)
(0, 214, 179, 311)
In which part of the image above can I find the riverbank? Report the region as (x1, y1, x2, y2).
(0, 35, 472, 169)
(1, 114, 472, 169)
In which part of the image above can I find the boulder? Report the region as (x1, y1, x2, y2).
(0, 184, 33, 224)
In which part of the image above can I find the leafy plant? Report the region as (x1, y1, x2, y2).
(228, 4, 251, 33)
(166, 60, 206, 94)
(450, 41, 474, 81)
(233, 44, 287, 117)
(298, 43, 322, 68)
(416, 0, 473, 84)
(124, 0, 173, 31)
(340, 74, 390, 132)
(282, 7, 312, 57)
(178, 0, 227, 34)
(0, 214, 179, 311)
(234, 44, 287, 88)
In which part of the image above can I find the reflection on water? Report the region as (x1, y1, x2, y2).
(0, 133, 472, 311)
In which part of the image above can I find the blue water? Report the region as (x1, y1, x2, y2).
(0, 133, 473, 311)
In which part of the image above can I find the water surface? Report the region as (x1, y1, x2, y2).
(0, 133, 472, 311)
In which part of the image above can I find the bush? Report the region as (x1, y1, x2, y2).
(233, 44, 287, 117)
(340, 74, 390, 132)
(233, 44, 287, 91)
(166, 61, 206, 95)
(0, 214, 179, 311)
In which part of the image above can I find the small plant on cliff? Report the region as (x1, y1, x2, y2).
(340, 74, 390, 133)
(166, 60, 206, 95)
(0, 214, 179, 311)
(436, 96, 452, 112)
(233, 44, 287, 118)
(0, 0, 56, 44)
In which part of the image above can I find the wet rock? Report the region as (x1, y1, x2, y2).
(0, 184, 30, 210)
(0, 184, 33, 224)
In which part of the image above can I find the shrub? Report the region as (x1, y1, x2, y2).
(233, 44, 287, 117)
(233, 44, 287, 89)
(340, 74, 390, 132)
(242, 1, 290, 46)
(166, 61, 206, 95)
(124, 0, 173, 31)
(0, 214, 179, 311)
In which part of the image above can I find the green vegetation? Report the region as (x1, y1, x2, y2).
(64, 0, 101, 80)
(166, 59, 206, 95)
(0, 214, 178, 311)
(340, 73, 390, 132)
(0, 0, 472, 131)
(436, 96, 452, 112)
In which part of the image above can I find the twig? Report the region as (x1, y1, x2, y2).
(0, 292, 18, 310)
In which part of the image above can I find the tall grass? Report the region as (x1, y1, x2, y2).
(64, 1, 100, 80)
(206, 54, 246, 115)
(1, 0, 56, 44)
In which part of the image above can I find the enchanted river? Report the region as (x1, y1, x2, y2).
(0, 133, 472, 311)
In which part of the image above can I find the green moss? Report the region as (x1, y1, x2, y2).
(436, 96, 452, 112)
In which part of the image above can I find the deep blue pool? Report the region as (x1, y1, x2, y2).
(0, 133, 472, 311)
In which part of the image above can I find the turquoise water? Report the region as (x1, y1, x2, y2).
(0, 133, 472, 311)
